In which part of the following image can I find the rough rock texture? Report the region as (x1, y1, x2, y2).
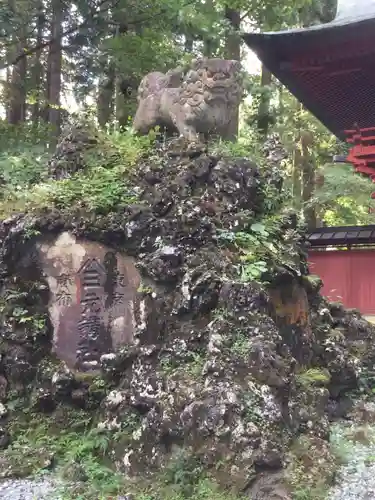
(47, 122, 98, 180)
(0, 135, 375, 498)
(133, 58, 243, 141)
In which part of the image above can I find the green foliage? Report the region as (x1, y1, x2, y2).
(217, 222, 272, 281)
(231, 331, 252, 358)
(0, 122, 50, 190)
(5, 410, 125, 498)
(287, 434, 338, 500)
(209, 136, 263, 162)
(135, 449, 245, 500)
(160, 351, 205, 378)
(136, 478, 245, 500)
(314, 163, 375, 225)
(329, 426, 354, 466)
(217, 216, 300, 283)
(0, 129, 153, 217)
(4, 408, 245, 500)
(0, 284, 48, 336)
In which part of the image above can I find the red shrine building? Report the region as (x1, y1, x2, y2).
(243, 0, 375, 319)
(307, 226, 375, 320)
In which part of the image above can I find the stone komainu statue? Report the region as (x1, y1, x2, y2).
(133, 58, 243, 141)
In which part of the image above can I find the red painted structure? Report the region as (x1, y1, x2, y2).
(307, 225, 375, 315)
(308, 249, 375, 314)
(344, 126, 375, 200)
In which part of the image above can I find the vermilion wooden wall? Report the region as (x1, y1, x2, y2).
(308, 249, 375, 314)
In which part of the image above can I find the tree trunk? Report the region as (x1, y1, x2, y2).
(301, 131, 317, 229)
(31, 2, 45, 127)
(113, 23, 134, 128)
(8, 16, 27, 125)
(202, 0, 215, 56)
(257, 64, 272, 137)
(47, 0, 64, 144)
(224, 6, 241, 140)
(97, 62, 115, 128)
(115, 72, 126, 127)
(292, 146, 302, 206)
(184, 32, 194, 52)
(5, 61, 12, 122)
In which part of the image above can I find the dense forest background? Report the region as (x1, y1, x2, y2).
(0, 0, 374, 227)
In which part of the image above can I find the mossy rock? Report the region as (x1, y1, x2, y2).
(296, 368, 331, 388)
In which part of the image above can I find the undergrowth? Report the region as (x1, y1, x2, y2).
(4, 407, 124, 498)
(0, 125, 153, 217)
(286, 434, 338, 500)
(3, 407, 245, 500)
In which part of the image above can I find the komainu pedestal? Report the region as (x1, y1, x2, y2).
(37, 232, 141, 370)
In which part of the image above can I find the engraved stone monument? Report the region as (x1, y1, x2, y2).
(37, 232, 141, 370)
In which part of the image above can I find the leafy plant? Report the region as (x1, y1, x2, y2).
(217, 219, 297, 282)
(0, 129, 153, 217)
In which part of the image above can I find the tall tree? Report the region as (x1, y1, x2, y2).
(31, 1, 45, 126)
(47, 0, 64, 143)
(257, 65, 272, 137)
(8, 0, 28, 124)
(224, 5, 241, 139)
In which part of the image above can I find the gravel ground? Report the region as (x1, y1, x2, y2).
(0, 476, 60, 499)
(329, 423, 375, 500)
(0, 477, 131, 500)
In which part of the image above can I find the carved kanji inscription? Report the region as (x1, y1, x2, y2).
(37, 233, 141, 370)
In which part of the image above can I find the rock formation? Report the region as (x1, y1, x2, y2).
(0, 131, 374, 498)
(133, 58, 243, 141)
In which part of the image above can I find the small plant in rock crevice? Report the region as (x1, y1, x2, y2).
(0, 283, 49, 341)
(217, 216, 300, 283)
(160, 351, 206, 379)
(231, 330, 252, 358)
(241, 391, 265, 427)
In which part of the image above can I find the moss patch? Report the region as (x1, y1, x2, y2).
(296, 368, 331, 388)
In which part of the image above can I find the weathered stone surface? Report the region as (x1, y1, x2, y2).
(248, 471, 291, 500)
(133, 58, 243, 141)
(37, 232, 141, 370)
(47, 122, 98, 180)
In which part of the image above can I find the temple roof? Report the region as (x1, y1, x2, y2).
(307, 224, 375, 247)
(242, 0, 375, 139)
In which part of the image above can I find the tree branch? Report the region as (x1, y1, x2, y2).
(0, 0, 197, 70)
(0, 0, 114, 70)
